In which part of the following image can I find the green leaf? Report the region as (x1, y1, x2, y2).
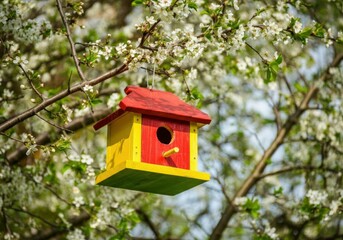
(294, 27, 313, 44)
(270, 62, 279, 73)
(54, 138, 71, 152)
(273, 187, 283, 197)
(299, 27, 313, 38)
(188, 2, 198, 10)
(274, 55, 283, 65)
(254, 235, 273, 240)
(294, 82, 308, 93)
(204, 32, 212, 40)
(61, 164, 71, 174)
(132, 0, 143, 6)
(191, 87, 203, 100)
(289, 17, 298, 28)
(63, 161, 87, 175)
(264, 67, 277, 83)
(243, 198, 260, 219)
(91, 98, 102, 105)
(313, 23, 325, 38)
(264, 55, 282, 83)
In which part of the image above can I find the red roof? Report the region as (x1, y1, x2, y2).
(94, 86, 211, 130)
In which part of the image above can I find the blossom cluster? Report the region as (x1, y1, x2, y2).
(0, 2, 51, 43)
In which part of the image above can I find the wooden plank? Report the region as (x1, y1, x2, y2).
(96, 161, 210, 195)
(189, 122, 198, 171)
(120, 86, 211, 125)
(141, 115, 190, 169)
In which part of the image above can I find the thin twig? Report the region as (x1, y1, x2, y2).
(135, 208, 161, 240)
(28, 211, 90, 240)
(1, 206, 12, 235)
(0, 95, 24, 104)
(67, 71, 72, 93)
(44, 184, 72, 206)
(138, 19, 161, 50)
(0, 63, 128, 133)
(266, 92, 282, 132)
(81, 89, 94, 113)
(212, 176, 233, 205)
(245, 42, 268, 64)
(6, 108, 112, 165)
(56, 0, 86, 81)
(0, 131, 26, 144)
(8, 207, 59, 228)
(0, 4, 161, 132)
(140, 67, 172, 78)
(209, 51, 343, 240)
(257, 165, 339, 179)
(282, 75, 298, 109)
(18, 64, 45, 101)
(35, 113, 72, 133)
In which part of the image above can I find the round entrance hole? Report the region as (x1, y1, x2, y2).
(156, 126, 173, 144)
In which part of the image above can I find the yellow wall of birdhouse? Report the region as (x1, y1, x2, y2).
(189, 122, 198, 171)
(106, 112, 142, 169)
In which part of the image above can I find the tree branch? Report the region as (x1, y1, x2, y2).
(8, 207, 59, 228)
(27, 211, 90, 240)
(0, 0, 163, 133)
(35, 113, 72, 133)
(135, 208, 161, 240)
(209, 50, 343, 239)
(257, 165, 339, 179)
(245, 42, 268, 65)
(56, 0, 86, 81)
(18, 64, 45, 101)
(6, 108, 112, 165)
(209, 84, 318, 240)
(0, 64, 127, 133)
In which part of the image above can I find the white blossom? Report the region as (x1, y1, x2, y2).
(3, 89, 14, 99)
(81, 154, 93, 165)
(234, 197, 248, 206)
(328, 200, 341, 216)
(233, 0, 239, 10)
(226, 10, 235, 22)
(98, 46, 113, 60)
(33, 175, 42, 183)
(26, 144, 38, 156)
(293, 21, 302, 34)
(107, 92, 120, 108)
(66, 228, 85, 240)
(157, 0, 172, 9)
(265, 226, 279, 239)
(146, 16, 157, 25)
(73, 196, 85, 208)
(237, 59, 247, 72)
(82, 84, 93, 93)
(115, 43, 127, 55)
(62, 105, 73, 123)
(306, 190, 328, 205)
(13, 56, 28, 65)
(209, 3, 221, 10)
(338, 31, 343, 41)
(187, 68, 198, 81)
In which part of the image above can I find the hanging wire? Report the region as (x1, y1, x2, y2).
(151, 60, 156, 90)
(145, 66, 149, 88)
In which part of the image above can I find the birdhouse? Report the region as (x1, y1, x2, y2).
(93, 86, 211, 195)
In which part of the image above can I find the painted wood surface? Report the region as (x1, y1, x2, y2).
(121, 86, 211, 125)
(93, 86, 211, 130)
(141, 115, 190, 169)
(96, 161, 210, 195)
(105, 112, 141, 169)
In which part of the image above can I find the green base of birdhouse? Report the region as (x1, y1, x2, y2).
(95, 161, 210, 195)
